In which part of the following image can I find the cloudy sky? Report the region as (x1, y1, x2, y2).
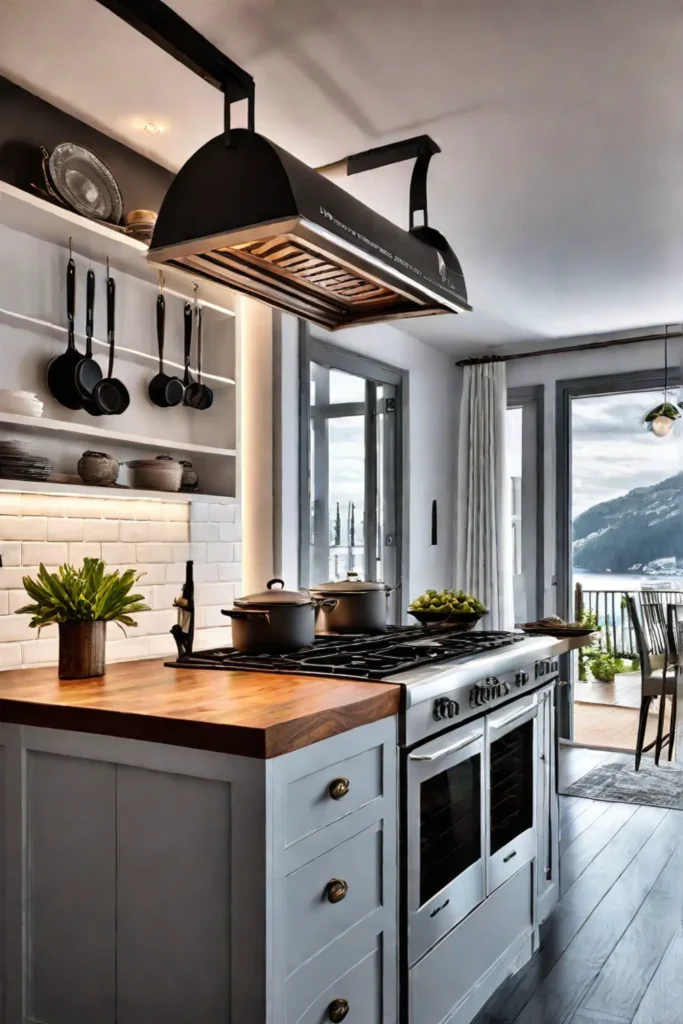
(571, 390, 683, 515)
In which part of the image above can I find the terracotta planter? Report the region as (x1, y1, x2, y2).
(58, 621, 106, 680)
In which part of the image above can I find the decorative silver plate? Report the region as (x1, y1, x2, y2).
(48, 143, 123, 224)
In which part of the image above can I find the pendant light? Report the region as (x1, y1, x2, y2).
(643, 326, 680, 436)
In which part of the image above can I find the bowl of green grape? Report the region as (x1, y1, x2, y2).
(408, 589, 487, 631)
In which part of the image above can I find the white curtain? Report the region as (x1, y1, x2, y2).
(456, 361, 514, 630)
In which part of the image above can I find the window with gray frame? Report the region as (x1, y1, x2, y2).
(506, 386, 544, 625)
(299, 326, 404, 620)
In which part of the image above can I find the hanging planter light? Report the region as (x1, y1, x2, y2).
(643, 327, 680, 436)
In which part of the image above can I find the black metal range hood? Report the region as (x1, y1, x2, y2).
(149, 131, 471, 330)
(95, 0, 471, 330)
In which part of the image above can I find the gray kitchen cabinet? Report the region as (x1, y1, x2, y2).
(0, 716, 397, 1024)
(536, 683, 559, 923)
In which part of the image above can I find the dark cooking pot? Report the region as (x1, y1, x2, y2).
(309, 572, 398, 634)
(222, 578, 337, 653)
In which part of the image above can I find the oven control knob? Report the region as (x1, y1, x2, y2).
(516, 670, 529, 687)
(551, 660, 558, 672)
(434, 697, 460, 720)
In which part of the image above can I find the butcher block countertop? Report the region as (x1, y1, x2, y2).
(0, 659, 401, 759)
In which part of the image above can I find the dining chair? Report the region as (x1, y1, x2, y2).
(625, 597, 675, 770)
(664, 603, 682, 761)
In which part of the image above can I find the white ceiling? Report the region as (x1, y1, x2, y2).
(3, 0, 683, 355)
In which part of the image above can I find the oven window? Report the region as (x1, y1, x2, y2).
(419, 754, 481, 906)
(490, 720, 534, 855)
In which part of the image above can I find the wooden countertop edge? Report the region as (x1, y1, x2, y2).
(0, 685, 401, 760)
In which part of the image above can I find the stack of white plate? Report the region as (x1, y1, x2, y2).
(0, 390, 44, 417)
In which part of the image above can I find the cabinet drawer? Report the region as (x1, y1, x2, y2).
(288, 942, 381, 1024)
(286, 822, 382, 975)
(285, 744, 383, 847)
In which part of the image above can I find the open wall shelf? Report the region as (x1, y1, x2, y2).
(0, 180, 235, 316)
(0, 478, 236, 503)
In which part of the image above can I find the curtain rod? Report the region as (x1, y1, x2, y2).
(455, 329, 683, 367)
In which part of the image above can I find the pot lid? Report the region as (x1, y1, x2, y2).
(235, 578, 312, 607)
(310, 572, 389, 593)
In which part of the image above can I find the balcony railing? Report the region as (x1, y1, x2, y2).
(574, 583, 683, 657)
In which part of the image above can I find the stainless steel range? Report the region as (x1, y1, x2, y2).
(169, 622, 561, 1024)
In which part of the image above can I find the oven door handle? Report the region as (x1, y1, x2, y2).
(489, 703, 537, 731)
(408, 731, 483, 761)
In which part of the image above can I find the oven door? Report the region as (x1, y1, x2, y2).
(486, 695, 538, 894)
(407, 724, 486, 966)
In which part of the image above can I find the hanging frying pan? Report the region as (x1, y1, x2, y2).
(148, 281, 184, 408)
(46, 250, 83, 409)
(74, 268, 103, 414)
(91, 272, 130, 415)
(187, 304, 213, 410)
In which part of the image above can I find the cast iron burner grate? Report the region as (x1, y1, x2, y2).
(166, 627, 526, 681)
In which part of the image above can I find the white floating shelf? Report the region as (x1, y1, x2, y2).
(0, 478, 235, 503)
(0, 307, 235, 387)
(0, 180, 235, 316)
(0, 411, 236, 458)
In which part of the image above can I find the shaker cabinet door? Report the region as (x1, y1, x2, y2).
(116, 765, 232, 1024)
(24, 751, 117, 1024)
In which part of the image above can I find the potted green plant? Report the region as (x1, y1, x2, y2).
(16, 559, 149, 680)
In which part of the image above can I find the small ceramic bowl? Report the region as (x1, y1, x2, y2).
(408, 609, 486, 632)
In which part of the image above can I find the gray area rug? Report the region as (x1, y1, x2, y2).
(564, 758, 683, 810)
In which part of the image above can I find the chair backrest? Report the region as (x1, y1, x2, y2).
(626, 596, 665, 677)
(666, 603, 683, 666)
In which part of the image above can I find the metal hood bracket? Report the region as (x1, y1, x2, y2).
(95, 0, 471, 329)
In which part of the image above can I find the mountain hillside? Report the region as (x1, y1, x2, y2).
(573, 471, 683, 573)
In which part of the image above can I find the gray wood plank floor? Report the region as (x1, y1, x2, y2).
(474, 747, 683, 1024)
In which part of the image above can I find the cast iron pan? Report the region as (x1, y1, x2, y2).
(46, 254, 83, 409)
(91, 274, 130, 415)
(148, 291, 184, 408)
(74, 268, 103, 415)
(185, 305, 213, 410)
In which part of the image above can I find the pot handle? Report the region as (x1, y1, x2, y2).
(314, 598, 339, 611)
(221, 609, 271, 622)
(266, 579, 285, 590)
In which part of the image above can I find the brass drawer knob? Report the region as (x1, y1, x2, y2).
(325, 878, 349, 904)
(328, 998, 349, 1022)
(328, 777, 350, 800)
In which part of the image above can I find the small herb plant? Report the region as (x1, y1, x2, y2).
(16, 558, 149, 633)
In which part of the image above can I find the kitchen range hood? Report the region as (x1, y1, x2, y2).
(96, 0, 471, 330)
(149, 131, 471, 330)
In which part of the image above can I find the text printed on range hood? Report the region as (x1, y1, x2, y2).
(149, 131, 471, 331)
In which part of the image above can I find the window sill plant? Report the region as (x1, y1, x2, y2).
(16, 559, 149, 680)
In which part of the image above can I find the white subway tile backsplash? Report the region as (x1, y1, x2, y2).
(48, 519, 85, 542)
(190, 522, 219, 542)
(136, 563, 168, 585)
(21, 638, 59, 665)
(106, 636, 151, 662)
(101, 542, 137, 565)
(0, 567, 33, 589)
(68, 543, 102, 563)
(137, 543, 174, 563)
(233, 543, 242, 561)
(207, 543, 234, 562)
(191, 502, 209, 523)
(218, 522, 242, 542)
(209, 503, 233, 523)
(192, 626, 232, 648)
(119, 521, 151, 543)
(0, 491, 237, 671)
(0, 543, 21, 567)
(8, 590, 28, 614)
(219, 563, 241, 582)
(83, 519, 120, 541)
(0, 517, 47, 541)
(193, 562, 219, 582)
(0, 615, 36, 643)
(0, 494, 22, 516)
(0, 642, 22, 668)
(151, 584, 181, 611)
(148, 632, 178, 656)
(22, 542, 68, 565)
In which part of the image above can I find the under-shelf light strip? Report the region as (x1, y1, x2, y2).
(0, 307, 236, 386)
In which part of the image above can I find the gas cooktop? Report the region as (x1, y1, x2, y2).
(166, 626, 527, 681)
